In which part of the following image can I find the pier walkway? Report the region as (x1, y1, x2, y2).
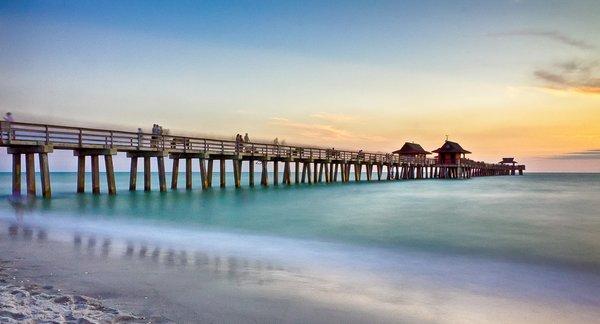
(1, 121, 525, 198)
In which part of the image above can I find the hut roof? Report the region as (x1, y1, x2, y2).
(392, 142, 431, 155)
(499, 157, 516, 164)
(432, 140, 471, 154)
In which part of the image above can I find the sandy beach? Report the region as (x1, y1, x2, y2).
(0, 258, 161, 323)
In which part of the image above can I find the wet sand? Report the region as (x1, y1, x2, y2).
(0, 223, 417, 323)
(2, 220, 599, 323)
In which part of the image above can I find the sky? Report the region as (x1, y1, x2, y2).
(1, 0, 599, 171)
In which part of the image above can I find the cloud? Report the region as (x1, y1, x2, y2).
(546, 149, 600, 160)
(309, 112, 358, 123)
(534, 59, 600, 94)
(489, 29, 594, 50)
(268, 117, 386, 143)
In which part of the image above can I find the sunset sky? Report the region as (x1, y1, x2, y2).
(1, 1, 599, 171)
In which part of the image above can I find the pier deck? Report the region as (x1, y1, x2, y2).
(1, 121, 525, 197)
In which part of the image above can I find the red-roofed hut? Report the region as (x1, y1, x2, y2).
(432, 140, 471, 165)
(392, 142, 430, 163)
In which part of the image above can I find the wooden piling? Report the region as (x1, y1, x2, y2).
(200, 159, 207, 189)
(157, 156, 166, 192)
(91, 155, 100, 195)
(295, 161, 300, 184)
(171, 157, 179, 189)
(77, 155, 86, 193)
(284, 160, 291, 185)
(26, 153, 36, 196)
(261, 160, 268, 186)
(313, 162, 318, 183)
(318, 163, 324, 183)
(129, 157, 138, 191)
(220, 159, 226, 188)
(248, 160, 255, 187)
(207, 159, 214, 187)
(234, 159, 241, 188)
(334, 163, 339, 182)
(39, 153, 51, 198)
(354, 163, 360, 182)
(105, 154, 117, 195)
(12, 153, 21, 196)
(273, 161, 279, 186)
(185, 158, 192, 190)
(301, 162, 307, 183)
(144, 156, 151, 191)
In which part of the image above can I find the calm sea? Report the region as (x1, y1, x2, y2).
(1, 172, 599, 322)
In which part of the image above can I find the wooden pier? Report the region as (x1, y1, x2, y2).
(0, 121, 525, 198)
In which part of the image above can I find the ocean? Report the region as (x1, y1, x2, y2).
(1, 172, 599, 322)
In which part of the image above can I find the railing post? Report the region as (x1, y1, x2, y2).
(110, 131, 114, 148)
(45, 125, 49, 144)
(78, 129, 83, 147)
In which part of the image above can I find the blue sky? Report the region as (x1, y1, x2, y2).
(1, 0, 600, 171)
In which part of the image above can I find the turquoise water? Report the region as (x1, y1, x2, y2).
(1, 172, 599, 272)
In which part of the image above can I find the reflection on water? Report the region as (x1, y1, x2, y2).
(4, 221, 285, 286)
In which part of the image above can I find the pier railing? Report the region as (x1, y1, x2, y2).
(1, 121, 403, 163)
(0, 121, 522, 171)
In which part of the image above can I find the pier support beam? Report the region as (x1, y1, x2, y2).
(354, 163, 361, 182)
(284, 160, 291, 185)
(39, 153, 51, 198)
(74, 148, 117, 195)
(261, 160, 268, 186)
(234, 159, 241, 188)
(295, 161, 300, 184)
(248, 160, 255, 187)
(8, 145, 53, 198)
(207, 159, 214, 187)
(12, 153, 21, 197)
(171, 158, 179, 189)
(186, 158, 193, 190)
(301, 162, 307, 183)
(77, 155, 86, 193)
(26, 154, 36, 196)
(273, 161, 279, 186)
(144, 157, 151, 191)
(105, 154, 117, 195)
(129, 157, 138, 190)
(200, 159, 207, 189)
(318, 163, 323, 183)
(220, 159, 226, 188)
(157, 156, 166, 192)
(91, 155, 100, 194)
(334, 163, 339, 182)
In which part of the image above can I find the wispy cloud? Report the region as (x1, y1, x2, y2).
(309, 112, 358, 123)
(534, 59, 600, 94)
(268, 117, 386, 143)
(546, 149, 600, 160)
(489, 29, 594, 50)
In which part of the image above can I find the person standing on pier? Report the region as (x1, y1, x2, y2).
(3, 112, 14, 122)
(3, 112, 15, 139)
(137, 128, 143, 149)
